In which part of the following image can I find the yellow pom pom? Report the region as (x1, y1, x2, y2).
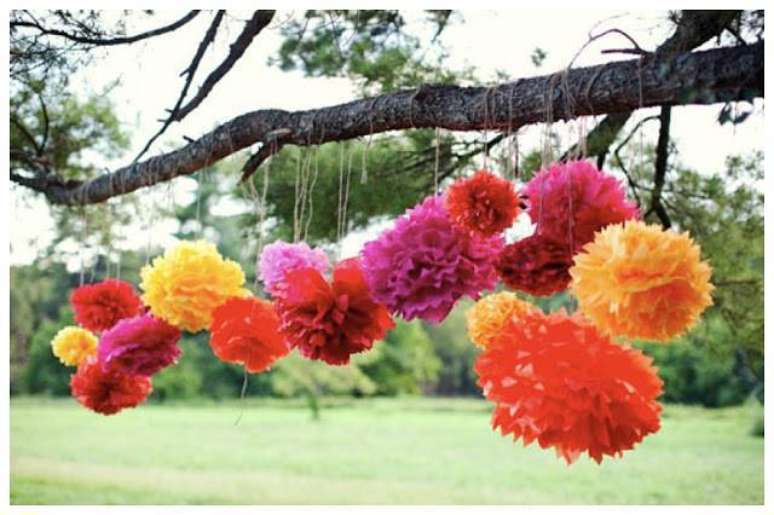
(140, 240, 248, 332)
(466, 292, 538, 348)
(570, 220, 714, 342)
(51, 326, 97, 366)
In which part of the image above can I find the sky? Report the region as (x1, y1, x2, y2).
(9, 9, 765, 268)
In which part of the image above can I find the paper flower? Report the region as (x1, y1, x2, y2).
(51, 326, 98, 366)
(445, 170, 520, 237)
(496, 234, 573, 296)
(70, 357, 153, 415)
(258, 240, 330, 296)
(465, 292, 538, 348)
(475, 310, 663, 464)
(70, 279, 143, 332)
(361, 196, 503, 324)
(276, 258, 394, 365)
(140, 240, 248, 332)
(524, 160, 639, 251)
(570, 220, 714, 342)
(97, 313, 182, 376)
(210, 296, 290, 373)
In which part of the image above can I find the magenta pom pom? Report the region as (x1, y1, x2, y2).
(524, 160, 640, 251)
(98, 313, 182, 376)
(258, 241, 330, 296)
(361, 196, 503, 324)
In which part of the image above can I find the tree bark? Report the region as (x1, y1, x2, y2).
(11, 41, 764, 206)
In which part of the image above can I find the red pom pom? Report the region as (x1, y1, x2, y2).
(210, 297, 290, 373)
(445, 170, 519, 236)
(496, 234, 573, 296)
(70, 279, 143, 332)
(475, 310, 663, 464)
(70, 357, 152, 415)
(276, 257, 395, 365)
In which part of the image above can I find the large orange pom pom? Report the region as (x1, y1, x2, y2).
(570, 220, 714, 342)
(475, 310, 663, 464)
(445, 170, 520, 237)
(465, 292, 537, 348)
(210, 296, 290, 373)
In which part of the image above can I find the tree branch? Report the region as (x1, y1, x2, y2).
(561, 10, 742, 164)
(11, 10, 201, 46)
(11, 42, 764, 206)
(174, 10, 275, 121)
(133, 10, 226, 162)
(646, 105, 673, 228)
(133, 10, 274, 162)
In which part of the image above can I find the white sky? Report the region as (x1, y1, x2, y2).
(9, 9, 765, 267)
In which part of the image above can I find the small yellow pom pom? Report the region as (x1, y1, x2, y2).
(570, 220, 714, 342)
(51, 326, 97, 366)
(466, 292, 538, 348)
(140, 240, 248, 332)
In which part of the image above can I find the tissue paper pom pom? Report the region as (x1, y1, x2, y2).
(362, 196, 503, 324)
(497, 234, 573, 296)
(466, 292, 538, 348)
(475, 310, 663, 464)
(570, 220, 714, 342)
(70, 357, 152, 415)
(210, 297, 289, 373)
(51, 326, 98, 366)
(140, 240, 248, 332)
(70, 279, 143, 332)
(276, 258, 394, 365)
(446, 170, 519, 237)
(258, 240, 330, 296)
(98, 313, 182, 376)
(524, 160, 639, 250)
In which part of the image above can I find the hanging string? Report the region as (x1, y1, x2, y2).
(336, 143, 345, 244)
(304, 146, 321, 241)
(342, 143, 354, 246)
(293, 152, 302, 242)
(78, 207, 87, 286)
(510, 132, 520, 181)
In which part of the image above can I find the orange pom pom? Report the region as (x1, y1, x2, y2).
(570, 220, 714, 342)
(475, 310, 663, 464)
(445, 170, 520, 236)
(209, 296, 289, 373)
(465, 292, 537, 348)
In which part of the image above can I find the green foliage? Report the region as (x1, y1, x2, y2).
(423, 300, 480, 396)
(359, 320, 441, 395)
(23, 310, 74, 396)
(271, 10, 466, 94)
(240, 138, 434, 244)
(641, 316, 752, 407)
(271, 353, 377, 398)
(10, 81, 128, 180)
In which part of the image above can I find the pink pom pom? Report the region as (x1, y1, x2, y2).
(524, 160, 640, 251)
(258, 241, 330, 296)
(98, 313, 182, 376)
(362, 196, 503, 324)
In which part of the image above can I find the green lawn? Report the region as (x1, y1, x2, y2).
(10, 397, 763, 505)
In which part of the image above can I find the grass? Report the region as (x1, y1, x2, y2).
(10, 396, 763, 505)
